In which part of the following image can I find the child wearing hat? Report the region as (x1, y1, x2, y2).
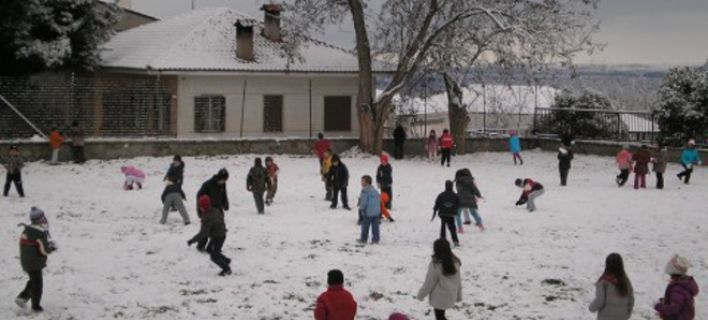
(677, 139, 702, 184)
(16, 207, 57, 312)
(514, 178, 544, 212)
(187, 196, 231, 276)
(161, 175, 190, 225)
(3, 145, 25, 197)
(654, 254, 699, 319)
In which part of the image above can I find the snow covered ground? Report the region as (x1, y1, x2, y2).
(0, 150, 705, 320)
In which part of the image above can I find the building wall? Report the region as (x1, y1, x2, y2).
(176, 74, 359, 138)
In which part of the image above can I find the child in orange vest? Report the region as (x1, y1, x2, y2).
(48, 128, 64, 165)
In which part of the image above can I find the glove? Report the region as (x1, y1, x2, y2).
(515, 200, 523, 206)
(187, 240, 194, 246)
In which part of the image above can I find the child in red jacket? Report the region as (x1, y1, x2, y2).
(314, 269, 357, 320)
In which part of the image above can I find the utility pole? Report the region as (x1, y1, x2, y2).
(423, 79, 428, 136)
(191, 0, 196, 10)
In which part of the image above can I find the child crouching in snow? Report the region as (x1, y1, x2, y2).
(514, 178, 544, 212)
(161, 175, 190, 225)
(121, 165, 145, 190)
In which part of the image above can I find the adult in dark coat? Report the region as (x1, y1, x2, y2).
(16, 207, 55, 312)
(558, 146, 574, 186)
(632, 145, 651, 189)
(188, 196, 231, 276)
(393, 124, 407, 160)
(247, 158, 269, 214)
(376, 154, 393, 209)
(328, 154, 350, 210)
(195, 168, 229, 251)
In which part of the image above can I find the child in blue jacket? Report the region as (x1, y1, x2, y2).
(677, 139, 702, 184)
(509, 130, 523, 165)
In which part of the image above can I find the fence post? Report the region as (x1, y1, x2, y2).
(617, 113, 621, 141)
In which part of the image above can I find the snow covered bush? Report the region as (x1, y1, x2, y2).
(0, 0, 119, 74)
(652, 66, 708, 146)
(538, 89, 622, 139)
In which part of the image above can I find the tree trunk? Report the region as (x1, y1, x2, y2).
(348, 0, 376, 153)
(443, 72, 470, 154)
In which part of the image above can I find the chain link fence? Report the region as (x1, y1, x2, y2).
(533, 107, 658, 142)
(0, 73, 174, 139)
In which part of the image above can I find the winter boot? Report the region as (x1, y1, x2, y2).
(477, 224, 486, 232)
(457, 227, 464, 234)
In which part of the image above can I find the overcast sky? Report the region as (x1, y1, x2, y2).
(128, 0, 708, 67)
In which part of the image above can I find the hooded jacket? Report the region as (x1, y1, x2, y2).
(654, 276, 699, 320)
(417, 260, 463, 310)
(359, 185, 381, 218)
(616, 150, 633, 170)
(509, 135, 521, 153)
(653, 149, 668, 173)
(680, 148, 701, 166)
(197, 176, 229, 211)
(189, 207, 227, 243)
(439, 132, 454, 149)
(20, 224, 53, 272)
(165, 161, 185, 185)
(632, 148, 652, 175)
(314, 285, 357, 320)
(434, 185, 459, 218)
(247, 165, 269, 193)
(49, 131, 64, 150)
(376, 161, 392, 187)
(455, 175, 481, 209)
(558, 147, 574, 170)
(328, 161, 349, 188)
(3, 154, 24, 174)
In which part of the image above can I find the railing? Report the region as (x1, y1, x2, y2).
(533, 107, 658, 142)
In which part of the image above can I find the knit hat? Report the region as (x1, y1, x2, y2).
(515, 178, 523, 187)
(665, 254, 692, 276)
(198, 195, 212, 213)
(216, 168, 229, 180)
(388, 313, 410, 320)
(29, 207, 45, 222)
(559, 147, 568, 154)
(687, 139, 696, 146)
(380, 153, 389, 164)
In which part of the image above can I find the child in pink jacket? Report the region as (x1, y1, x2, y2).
(121, 166, 146, 190)
(615, 145, 633, 187)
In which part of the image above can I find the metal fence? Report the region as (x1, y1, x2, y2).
(0, 73, 174, 139)
(533, 107, 658, 142)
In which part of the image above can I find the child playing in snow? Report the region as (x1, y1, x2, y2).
(615, 145, 633, 187)
(432, 180, 460, 246)
(654, 254, 699, 320)
(439, 129, 454, 167)
(121, 165, 146, 190)
(187, 196, 231, 276)
(265, 156, 279, 205)
(677, 139, 702, 184)
(652, 145, 668, 189)
(3, 145, 25, 197)
(514, 178, 544, 212)
(321, 150, 333, 201)
(48, 128, 64, 165)
(376, 154, 393, 209)
(558, 146, 574, 186)
(164, 155, 185, 186)
(426, 129, 438, 161)
(454, 168, 484, 233)
(15, 207, 57, 312)
(328, 154, 350, 210)
(161, 175, 190, 225)
(632, 145, 651, 189)
(357, 175, 381, 244)
(380, 192, 394, 222)
(246, 158, 269, 214)
(509, 130, 523, 165)
(588, 253, 634, 319)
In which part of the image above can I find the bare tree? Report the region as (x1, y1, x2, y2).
(417, 0, 602, 153)
(285, 0, 560, 153)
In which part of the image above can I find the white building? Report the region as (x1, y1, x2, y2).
(99, 6, 391, 138)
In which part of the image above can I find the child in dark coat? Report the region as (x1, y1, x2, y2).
(247, 158, 269, 214)
(3, 145, 25, 197)
(432, 180, 460, 246)
(454, 169, 484, 233)
(654, 254, 699, 320)
(376, 154, 393, 209)
(164, 155, 185, 186)
(632, 145, 651, 189)
(558, 146, 574, 186)
(195, 169, 229, 251)
(328, 154, 350, 210)
(515, 178, 544, 212)
(161, 175, 190, 225)
(652, 146, 668, 189)
(16, 207, 56, 312)
(187, 196, 231, 276)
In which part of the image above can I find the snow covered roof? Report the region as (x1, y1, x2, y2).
(100, 7, 392, 73)
(386, 84, 558, 115)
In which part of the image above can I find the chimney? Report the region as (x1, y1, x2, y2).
(260, 4, 283, 42)
(115, 0, 132, 9)
(235, 20, 254, 61)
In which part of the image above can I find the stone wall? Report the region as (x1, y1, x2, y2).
(1, 137, 702, 164)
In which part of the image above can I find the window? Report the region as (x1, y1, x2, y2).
(101, 88, 171, 135)
(194, 95, 225, 132)
(324, 96, 351, 131)
(263, 95, 283, 132)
